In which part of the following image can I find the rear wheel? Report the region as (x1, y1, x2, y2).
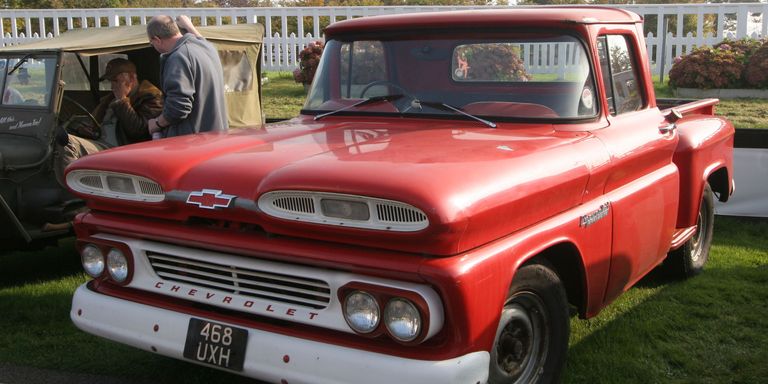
(489, 263, 569, 384)
(666, 182, 715, 278)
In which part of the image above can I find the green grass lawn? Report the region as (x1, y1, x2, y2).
(0, 216, 766, 383)
(262, 71, 307, 121)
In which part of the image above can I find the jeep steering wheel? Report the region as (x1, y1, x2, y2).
(360, 81, 417, 112)
(59, 95, 101, 131)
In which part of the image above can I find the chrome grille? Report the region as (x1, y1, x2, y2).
(376, 203, 428, 223)
(146, 252, 331, 309)
(139, 179, 163, 195)
(80, 175, 103, 189)
(273, 196, 315, 214)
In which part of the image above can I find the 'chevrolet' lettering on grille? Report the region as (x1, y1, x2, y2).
(186, 189, 236, 209)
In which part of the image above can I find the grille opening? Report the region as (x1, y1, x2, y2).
(272, 196, 315, 214)
(376, 203, 428, 223)
(80, 175, 103, 189)
(186, 217, 266, 233)
(147, 252, 331, 310)
(139, 180, 163, 195)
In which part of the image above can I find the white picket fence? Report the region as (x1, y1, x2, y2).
(1, 3, 768, 76)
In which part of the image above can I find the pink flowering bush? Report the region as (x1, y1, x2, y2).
(714, 38, 762, 57)
(293, 41, 324, 84)
(669, 38, 766, 89)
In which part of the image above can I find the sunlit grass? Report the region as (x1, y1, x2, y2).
(565, 217, 768, 383)
(261, 71, 306, 121)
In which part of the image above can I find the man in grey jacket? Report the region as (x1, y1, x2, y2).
(146, 15, 228, 138)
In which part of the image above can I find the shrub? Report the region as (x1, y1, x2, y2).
(714, 38, 763, 57)
(744, 43, 768, 88)
(293, 41, 324, 84)
(669, 38, 768, 89)
(668, 46, 745, 89)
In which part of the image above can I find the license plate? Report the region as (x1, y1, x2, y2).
(183, 318, 248, 372)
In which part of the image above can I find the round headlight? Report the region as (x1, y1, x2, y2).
(343, 291, 380, 334)
(106, 248, 129, 283)
(384, 298, 422, 342)
(81, 244, 104, 277)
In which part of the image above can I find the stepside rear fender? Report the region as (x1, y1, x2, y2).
(672, 115, 735, 227)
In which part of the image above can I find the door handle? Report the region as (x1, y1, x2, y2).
(659, 123, 676, 134)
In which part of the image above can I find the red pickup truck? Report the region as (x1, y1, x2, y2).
(67, 7, 734, 384)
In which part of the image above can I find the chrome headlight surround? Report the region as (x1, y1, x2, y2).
(258, 191, 429, 232)
(80, 244, 105, 278)
(384, 298, 422, 342)
(106, 248, 130, 283)
(343, 290, 381, 334)
(66, 170, 164, 202)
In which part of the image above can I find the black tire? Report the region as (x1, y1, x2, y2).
(489, 263, 570, 384)
(666, 182, 715, 278)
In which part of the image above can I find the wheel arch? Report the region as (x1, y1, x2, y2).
(523, 242, 587, 318)
(706, 166, 730, 203)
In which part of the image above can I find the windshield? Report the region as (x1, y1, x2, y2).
(1, 55, 56, 108)
(305, 32, 596, 121)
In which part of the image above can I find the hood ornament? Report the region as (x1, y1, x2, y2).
(186, 189, 236, 210)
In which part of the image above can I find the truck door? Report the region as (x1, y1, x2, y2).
(590, 34, 680, 303)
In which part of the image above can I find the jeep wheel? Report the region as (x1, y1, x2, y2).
(489, 263, 569, 384)
(666, 182, 714, 278)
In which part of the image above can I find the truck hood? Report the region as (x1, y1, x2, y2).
(68, 116, 596, 255)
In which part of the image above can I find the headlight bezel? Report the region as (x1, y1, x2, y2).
(77, 240, 134, 285)
(338, 283, 431, 344)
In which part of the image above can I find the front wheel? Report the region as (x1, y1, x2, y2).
(489, 263, 570, 384)
(666, 182, 715, 278)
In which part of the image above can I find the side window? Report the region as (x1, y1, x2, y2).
(340, 41, 387, 98)
(61, 53, 127, 92)
(597, 35, 643, 115)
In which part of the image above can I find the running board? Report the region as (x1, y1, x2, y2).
(670, 225, 697, 250)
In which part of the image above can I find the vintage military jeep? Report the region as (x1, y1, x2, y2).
(0, 23, 264, 249)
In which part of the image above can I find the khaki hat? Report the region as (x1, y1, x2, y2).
(100, 58, 136, 81)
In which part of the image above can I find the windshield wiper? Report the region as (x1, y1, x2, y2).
(412, 99, 497, 128)
(8, 54, 33, 76)
(314, 94, 404, 121)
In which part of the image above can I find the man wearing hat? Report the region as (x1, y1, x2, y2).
(54, 58, 164, 185)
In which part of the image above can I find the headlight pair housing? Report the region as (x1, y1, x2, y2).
(78, 240, 133, 285)
(340, 283, 430, 344)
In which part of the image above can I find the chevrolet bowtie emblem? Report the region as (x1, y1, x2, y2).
(186, 189, 236, 209)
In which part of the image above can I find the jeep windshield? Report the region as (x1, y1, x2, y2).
(0, 54, 57, 109)
(303, 32, 598, 122)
